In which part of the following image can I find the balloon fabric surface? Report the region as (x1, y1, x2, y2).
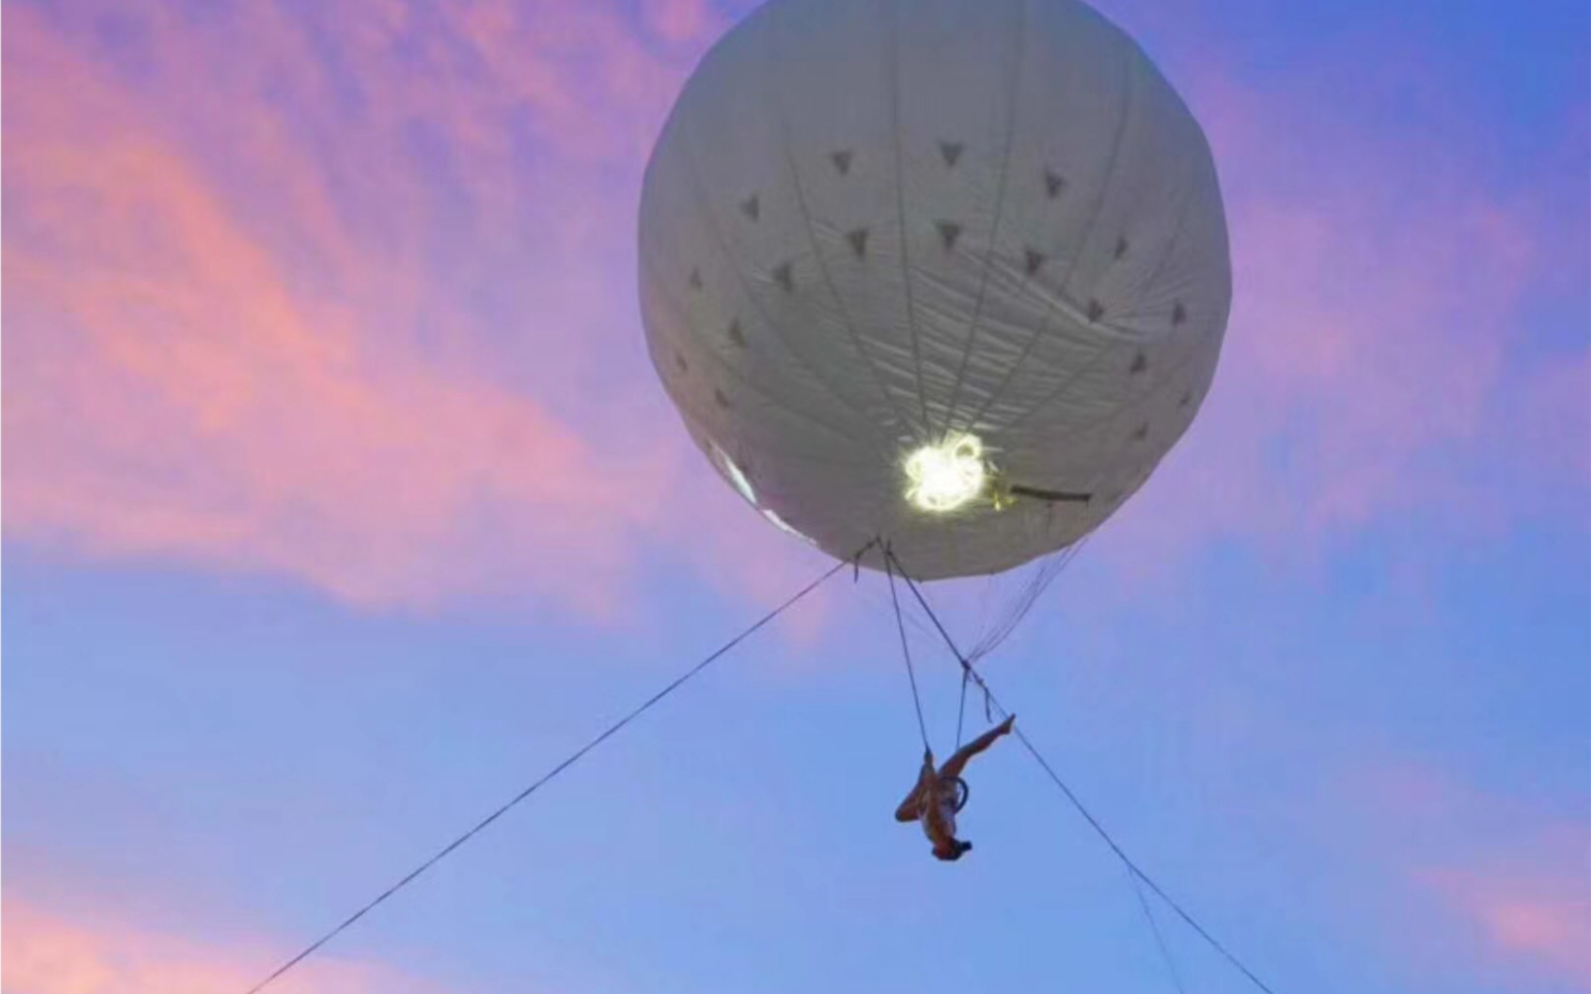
(639, 0, 1231, 580)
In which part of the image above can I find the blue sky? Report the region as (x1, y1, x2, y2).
(4, 1, 1588, 992)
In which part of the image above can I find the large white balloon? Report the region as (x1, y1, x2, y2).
(639, 0, 1230, 579)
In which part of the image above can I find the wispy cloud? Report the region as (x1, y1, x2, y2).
(1343, 763, 1591, 989)
(2, 3, 698, 615)
(1428, 851, 1591, 989)
(2, 898, 443, 994)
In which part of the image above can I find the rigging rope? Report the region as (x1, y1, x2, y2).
(954, 669, 970, 748)
(1129, 862, 1189, 994)
(882, 548, 1277, 994)
(883, 544, 932, 753)
(243, 540, 876, 994)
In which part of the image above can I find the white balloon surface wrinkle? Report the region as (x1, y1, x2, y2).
(639, 0, 1231, 580)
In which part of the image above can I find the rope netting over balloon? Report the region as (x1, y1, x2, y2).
(964, 537, 1090, 665)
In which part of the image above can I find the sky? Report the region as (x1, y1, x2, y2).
(3, 0, 1588, 991)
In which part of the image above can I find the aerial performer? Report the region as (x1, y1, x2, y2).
(639, 0, 1231, 858)
(895, 714, 1017, 860)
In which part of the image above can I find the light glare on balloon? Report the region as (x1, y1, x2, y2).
(713, 443, 758, 506)
(904, 434, 988, 513)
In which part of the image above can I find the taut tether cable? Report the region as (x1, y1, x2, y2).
(244, 540, 876, 994)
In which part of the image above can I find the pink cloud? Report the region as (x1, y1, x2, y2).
(2, 898, 442, 994)
(1338, 763, 1591, 989)
(1441, 878, 1591, 988)
(640, 0, 723, 46)
(1, 4, 703, 616)
(1427, 828, 1591, 989)
(446, 0, 694, 164)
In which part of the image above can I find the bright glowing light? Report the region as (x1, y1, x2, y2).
(904, 433, 988, 512)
